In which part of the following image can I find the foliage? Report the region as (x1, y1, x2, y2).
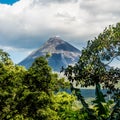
(0, 53, 82, 120)
(92, 83, 111, 120)
(63, 22, 120, 120)
(0, 50, 27, 119)
(0, 49, 10, 63)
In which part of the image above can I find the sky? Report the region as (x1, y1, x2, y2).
(0, 0, 120, 66)
(0, 0, 19, 5)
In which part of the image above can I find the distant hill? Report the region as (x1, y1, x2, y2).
(19, 36, 81, 71)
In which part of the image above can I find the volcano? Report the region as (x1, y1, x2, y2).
(19, 36, 81, 71)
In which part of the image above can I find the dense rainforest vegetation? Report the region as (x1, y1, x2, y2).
(0, 23, 120, 120)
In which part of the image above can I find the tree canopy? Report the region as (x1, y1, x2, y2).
(0, 52, 81, 120)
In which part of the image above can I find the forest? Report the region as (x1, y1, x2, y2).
(0, 23, 120, 120)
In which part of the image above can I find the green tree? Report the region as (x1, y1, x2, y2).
(14, 56, 56, 119)
(15, 56, 75, 119)
(0, 50, 27, 119)
(0, 49, 10, 63)
(63, 23, 120, 120)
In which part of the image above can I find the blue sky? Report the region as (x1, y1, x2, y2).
(0, 0, 120, 67)
(0, 0, 19, 5)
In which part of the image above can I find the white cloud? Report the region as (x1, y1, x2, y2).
(0, 0, 120, 63)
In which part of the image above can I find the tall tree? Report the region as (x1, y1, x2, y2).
(63, 23, 120, 119)
(16, 56, 74, 119)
